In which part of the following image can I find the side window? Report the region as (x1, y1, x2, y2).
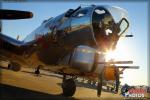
(72, 9, 88, 17)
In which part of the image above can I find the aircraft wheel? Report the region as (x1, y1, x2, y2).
(8, 62, 21, 71)
(92, 81, 96, 86)
(111, 87, 114, 92)
(62, 79, 76, 97)
(34, 65, 42, 76)
(107, 86, 110, 91)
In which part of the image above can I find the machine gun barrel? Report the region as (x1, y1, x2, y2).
(97, 61, 133, 64)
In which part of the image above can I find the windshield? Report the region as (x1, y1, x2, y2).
(92, 6, 130, 51)
(104, 6, 130, 35)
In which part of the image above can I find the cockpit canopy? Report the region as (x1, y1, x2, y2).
(92, 5, 129, 50)
(105, 6, 129, 35)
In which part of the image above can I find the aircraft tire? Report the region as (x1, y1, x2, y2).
(8, 62, 21, 71)
(62, 79, 76, 97)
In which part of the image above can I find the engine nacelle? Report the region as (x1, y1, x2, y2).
(70, 46, 96, 72)
(104, 66, 118, 80)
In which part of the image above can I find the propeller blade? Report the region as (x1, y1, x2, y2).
(0, 9, 33, 19)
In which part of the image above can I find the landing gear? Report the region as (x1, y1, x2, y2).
(8, 62, 21, 71)
(114, 68, 120, 93)
(62, 74, 76, 97)
(97, 67, 105, 97)
(97, 73, 103, 97)
(34, 65, 42, 76)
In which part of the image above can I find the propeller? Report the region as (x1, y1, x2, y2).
(0, 9, 33, 19)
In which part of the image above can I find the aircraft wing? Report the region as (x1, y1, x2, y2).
(0, 33, 24, 47)
(0, 9, 34, 46)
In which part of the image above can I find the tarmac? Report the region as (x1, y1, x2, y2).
(0, 66, 128, 100)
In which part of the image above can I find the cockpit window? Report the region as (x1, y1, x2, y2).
(92, 6, 129, 50)
(73, 9, 88, 17)
(104, 6, 129, 36)
(94, 9, 106, 15)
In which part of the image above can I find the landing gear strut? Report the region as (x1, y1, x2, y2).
(97, 66, 105, 97)
(97, 73, 103, 97)
(34, 65, 41, 76)
(62, 74, 76, 97)
(114, 68, 120, 93)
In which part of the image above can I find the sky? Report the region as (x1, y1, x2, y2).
(1, 1, 149, 86)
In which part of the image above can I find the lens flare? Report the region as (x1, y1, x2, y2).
(104, 39, 131, 62)
(105, 50, 116, 61)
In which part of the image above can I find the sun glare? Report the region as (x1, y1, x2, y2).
(105, 39, 130, 62)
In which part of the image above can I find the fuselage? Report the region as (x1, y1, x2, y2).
(21, 5, 120, 65)
(0, 5, 129, 75)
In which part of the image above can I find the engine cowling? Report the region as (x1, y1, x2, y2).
(104, 66, 118, 80)
(70, 45, 96, 72)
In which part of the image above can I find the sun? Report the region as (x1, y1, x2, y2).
(105, 39, 130, 62)
(105, 50, 116, 61)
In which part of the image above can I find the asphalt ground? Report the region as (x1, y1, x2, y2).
(0, 66, 143, 100)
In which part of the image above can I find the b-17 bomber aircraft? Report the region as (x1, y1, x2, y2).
(0, 5, 139, 97)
